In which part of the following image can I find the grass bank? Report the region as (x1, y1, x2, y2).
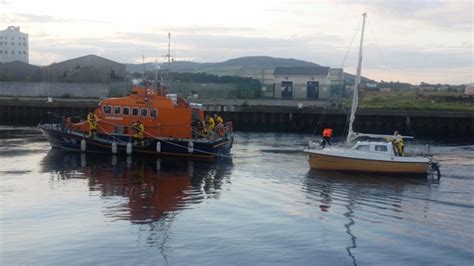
(344, 91, 474, 111)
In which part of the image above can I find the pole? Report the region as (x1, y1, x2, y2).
(346, 12, 367, 144)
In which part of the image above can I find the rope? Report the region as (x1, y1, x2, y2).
(92, 119, 260, 159)
(366, 17, 422, 153)
(367, 17, 392, 81)
(143, 129, 234, 158)
(340, 17, 362, 69)
(97, 119, 235, 158)
(311, 106, 327, 138)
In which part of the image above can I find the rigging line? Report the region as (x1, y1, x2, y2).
(340, 17, 362, 69)
(366, 17, 392, 82)
(311, 106, 327, 138)
(366, 18, 419, 144)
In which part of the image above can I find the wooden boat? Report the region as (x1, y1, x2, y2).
(304, 13, 438, 175)
(38, 84, 233, 159)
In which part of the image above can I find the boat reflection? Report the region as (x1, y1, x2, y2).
(304, 170, 435, 266)
(41, 150, 233, 224)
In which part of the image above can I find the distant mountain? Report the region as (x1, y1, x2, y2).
(125, 56, 373, 84)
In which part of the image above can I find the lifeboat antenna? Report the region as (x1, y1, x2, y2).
(166, 32, 173, 88)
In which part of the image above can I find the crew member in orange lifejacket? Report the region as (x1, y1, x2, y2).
(321, 127, 333, 148)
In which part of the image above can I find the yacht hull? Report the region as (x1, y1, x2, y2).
(307, 152, 430, 174)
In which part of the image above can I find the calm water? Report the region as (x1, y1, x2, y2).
(1, 127, 473, 265)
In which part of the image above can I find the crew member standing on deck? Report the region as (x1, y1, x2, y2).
(321, 127, 333, 148)
(87, 109, 98, 137)
(393, 130, 404, 156)
(213, 113, 224, 136)
(204, 114, 215, 137)
(133, 121, 145, 140)
(213, 114, 224, 126)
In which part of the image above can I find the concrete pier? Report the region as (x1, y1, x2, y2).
(0, 98, 472, 140)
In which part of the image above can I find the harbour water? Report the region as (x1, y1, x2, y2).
(1, 127, 473, 265)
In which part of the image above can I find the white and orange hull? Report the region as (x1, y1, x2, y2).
(306, 151, 430, 174)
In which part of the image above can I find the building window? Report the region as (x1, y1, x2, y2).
(123, 107, 130, 115)
(23, 51, 26, 54)
(281, 81, 293, 99)
(103, 105, 112, 114)
(0, 51, 2, 54)
(11, 42, 14, 45)
(11, 51, 14, 54)
(114, 106, 121, 115)
(140, 108, 148, 117)
(132, 108, 139, 116)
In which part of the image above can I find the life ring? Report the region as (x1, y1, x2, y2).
(218, 124, 225, 136)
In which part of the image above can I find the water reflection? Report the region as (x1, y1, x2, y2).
(41, 150, 233, 224)
(304, 170, 435, 266)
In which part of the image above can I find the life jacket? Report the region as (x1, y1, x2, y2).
(207, 117, 215, 127)
(323, 128, 333, 138)
(217, 123, 225, 136)
(87, 113, 96, 123)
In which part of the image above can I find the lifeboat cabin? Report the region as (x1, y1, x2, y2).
(39, 85, 233, 159)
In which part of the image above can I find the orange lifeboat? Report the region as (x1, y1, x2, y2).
(75, 85, 199, 139)
(39, 83, 233, 159)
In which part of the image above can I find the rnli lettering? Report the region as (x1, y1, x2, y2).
(105, 116, 124, 120)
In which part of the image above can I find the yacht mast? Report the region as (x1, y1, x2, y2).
(346, 12, 367, 144)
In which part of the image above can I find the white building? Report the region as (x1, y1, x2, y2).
(0, 26, 29, 63)
(261, 66, 344, 100)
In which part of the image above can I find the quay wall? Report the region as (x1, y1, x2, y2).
(0, 98, 472, 140)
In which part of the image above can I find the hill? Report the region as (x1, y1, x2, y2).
(125, 56, 373, 84)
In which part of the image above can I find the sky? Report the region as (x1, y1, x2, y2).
(1, 0, 473, 84)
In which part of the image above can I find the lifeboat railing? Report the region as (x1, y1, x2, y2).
(47, 115, 233, 143)
(95, 119, 232, 141)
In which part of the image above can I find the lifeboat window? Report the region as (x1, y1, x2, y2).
(150, 109, 157, 118)
(103, 105, 112, 114)
(123, 107, 130, 116)
(355, 145, 370, 151)
(132, 108, 139, 116)
(375, 145, 388, 152)
(114, 106, 121, 115)
(141, 108, 148, 117)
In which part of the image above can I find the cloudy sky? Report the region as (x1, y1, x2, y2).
(1, 0, 472, 84)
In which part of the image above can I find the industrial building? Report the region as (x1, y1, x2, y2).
(261, 66, 344, 100)
(0, 26, 29, 64)
(45, 55, 126, 83)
